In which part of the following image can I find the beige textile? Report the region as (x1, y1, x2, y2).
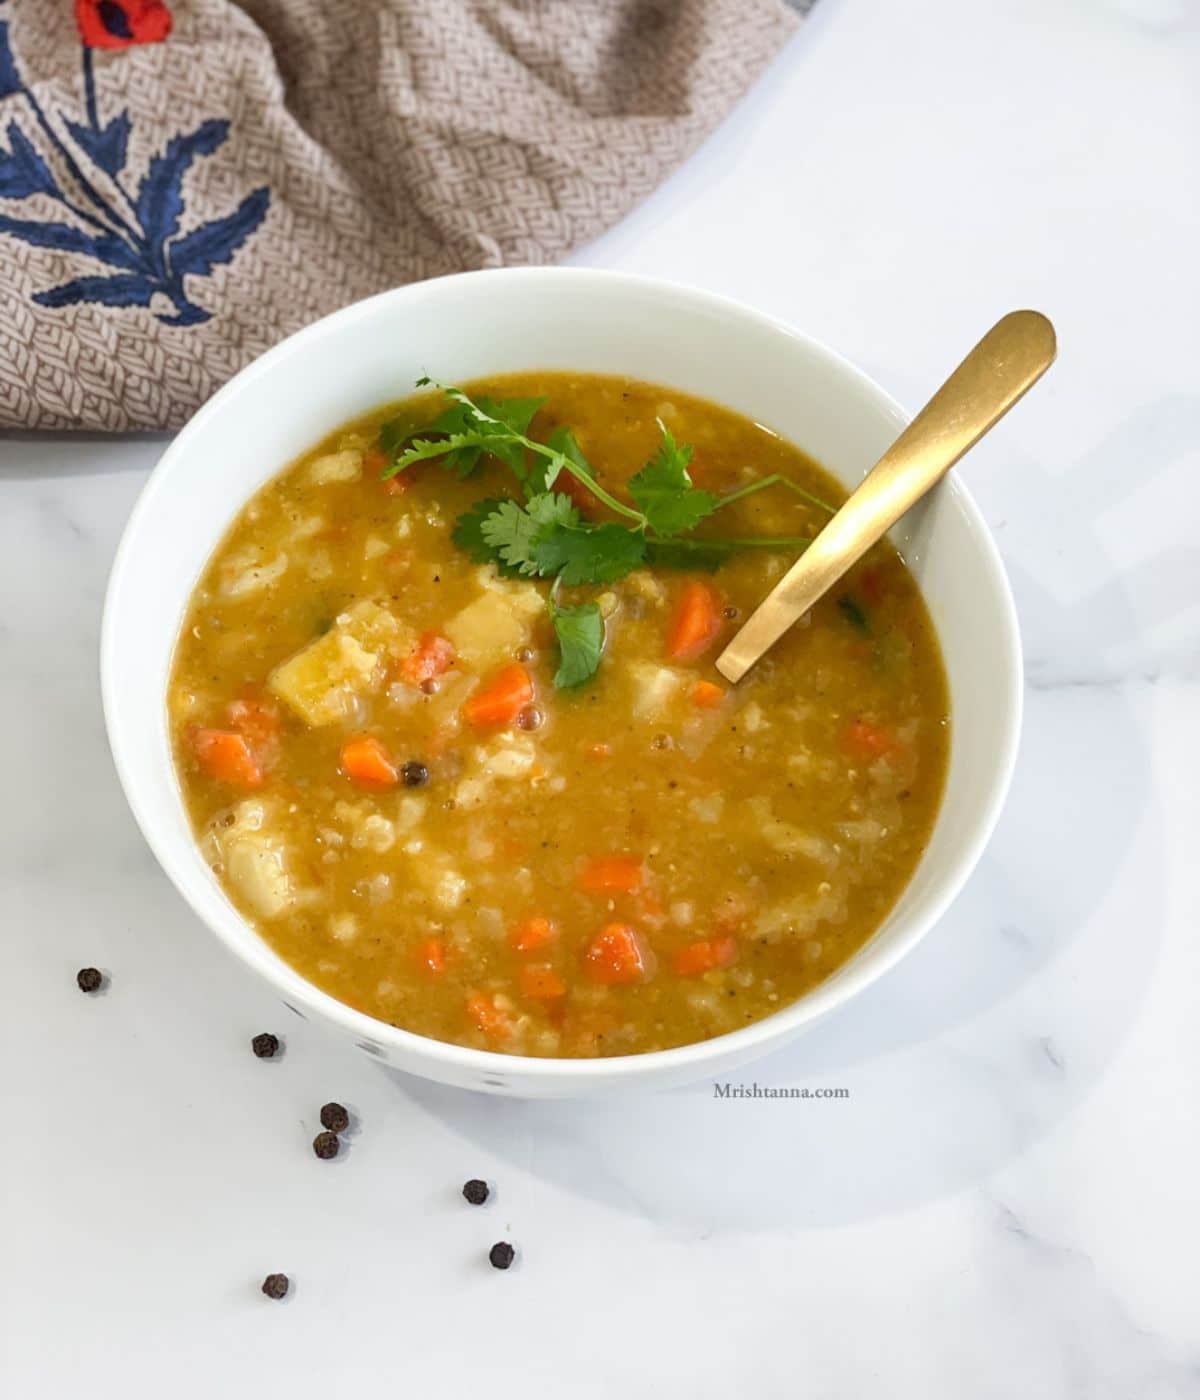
(0, 0, 806, 429)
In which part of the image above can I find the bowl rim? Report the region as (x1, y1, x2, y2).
(101, 265, 1023, 1083)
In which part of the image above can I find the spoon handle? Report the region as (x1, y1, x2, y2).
(715, 310, 1056, 684)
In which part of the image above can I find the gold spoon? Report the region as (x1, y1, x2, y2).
(715, 310, 1057, 684)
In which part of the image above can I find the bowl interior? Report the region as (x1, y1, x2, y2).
(103, 269, 1020, 1093)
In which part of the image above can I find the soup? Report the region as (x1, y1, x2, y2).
(168, 373, 949, 1057)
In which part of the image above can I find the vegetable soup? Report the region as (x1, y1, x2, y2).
(169, 373, 949, 1057)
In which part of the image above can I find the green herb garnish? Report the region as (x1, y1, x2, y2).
(380, 380, 832, 686)
(837, 593, 872, 636)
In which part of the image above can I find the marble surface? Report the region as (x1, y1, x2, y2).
(3, 1, 1199, 1395)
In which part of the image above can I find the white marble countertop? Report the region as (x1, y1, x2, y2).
(4, 1, 1198, 1395)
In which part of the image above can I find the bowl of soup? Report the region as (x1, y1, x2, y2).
(102, 268, 1021, 1096)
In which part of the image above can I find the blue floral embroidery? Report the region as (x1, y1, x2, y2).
(0, 10, 268, 325)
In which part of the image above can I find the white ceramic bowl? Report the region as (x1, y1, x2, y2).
(102, 268, 1021, 1097)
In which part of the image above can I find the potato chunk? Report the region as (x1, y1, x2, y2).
(307, 448, 363, 484)
(444, 583, 542, 670)
(269, 600, 412, 726)
(210, 799, 294, 918)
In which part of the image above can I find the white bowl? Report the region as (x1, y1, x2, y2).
(102, 268, 1021, 1097)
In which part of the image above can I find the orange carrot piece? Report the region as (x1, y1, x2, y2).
(466, 991, 513, 1039)
(690, 680, 726, 709)
(398, 631, 455, 687)
(578, 854, 645, 894)
(462, 663, 534, 729)
(511, 916, 558, 953)
(227, 697, 282, 767)
(417, 937, 447, 975)
(860, 566, 888, 606)
(843, 719, 896, 760)
(340, 735, 398, 788)
(191, 729, 263, 788)
(582, 923, 656, 986)
(520, 964, 567, 1000)
(672, 935, 739, 978)
(666, 581, 724, 660)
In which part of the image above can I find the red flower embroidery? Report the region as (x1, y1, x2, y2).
(75, 0, 173, 50)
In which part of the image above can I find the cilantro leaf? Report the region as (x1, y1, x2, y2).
(837, 593, 872, 636)
(627, 422, 718, 537)
(532, 521, 646, 585)
(525, 425, 593, 496)
(479, 493, 580, 575)
(451, 497, 522, 575)
(552, 601, 604, 689)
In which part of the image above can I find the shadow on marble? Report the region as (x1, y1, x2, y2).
(381, 431, 1167, 1232)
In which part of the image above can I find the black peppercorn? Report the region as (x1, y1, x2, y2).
(516, 705, 543, 732)
(515, 646, 535, 663)
(489, 1241, 515, 1270)
(723, 605, 739, 620)
(320, 1102, 349, 1134)
(312, 1131, 340, 1160)
(262, 1273, 289, 1300)
(462, 1179, 489, 1206)
(402, 760, 430, 788)
(251, 1032, 280, 1059)
(76, 967, 103, 993)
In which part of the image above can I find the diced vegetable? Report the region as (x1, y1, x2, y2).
(191, 729, 263, 787)
(843, 719, 896, 759)
(511, 916, 558, 953)
(860, 567, 888, 605)
(462, 663, 534, 729)
(340, 736, 399, 788)
(519, 964, 567, 1000)
(665, 581, 723, 660)
(417, 937, 447, 974)
(578, 854, 645, 894)
(629, 660, 685, 722)
(466, 990, 513, 1039)
(307, 448, 362, 484)
(210, 800, 294, 918)
(690, 680, 725, 709)
(837, 593, 872, 636)
(227, 697, 282, 765)
(444, 586, 542, 668)
(582, 923, 656, 985)
(397, 632, 455, 688)
(269, 600, 411, 726)
(672, 936, 738, 977)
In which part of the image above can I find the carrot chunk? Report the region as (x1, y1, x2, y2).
(340, 735, 398, 788)
(582, 923, 656, 986)
(417, 937, 447, 975)
(842, 719, 896, 760)
(462, 663, 534, 729)
(520, 964, 567, 1000)
(511, 916, 558, 953)
(690, 680, 726, 709)
(227, 697, 282, 767)
(578, 854, 645, 894)
(398, 631, 455, 687)
(466, 991, 513, 1039)
(666, 581, 724, 660)
(191, 729, 263, 788)
(672, 936, 739, 978)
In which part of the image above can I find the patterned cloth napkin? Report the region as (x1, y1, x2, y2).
(0, 0, 808, 431)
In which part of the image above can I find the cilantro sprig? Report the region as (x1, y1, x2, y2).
(379, 380, 831, 687)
